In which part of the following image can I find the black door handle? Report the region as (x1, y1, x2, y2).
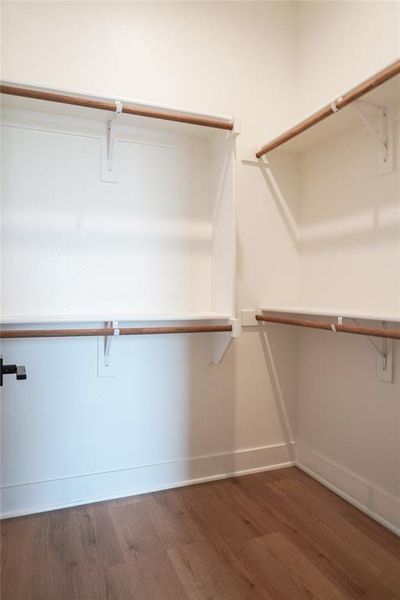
(0, 358, 27, 386)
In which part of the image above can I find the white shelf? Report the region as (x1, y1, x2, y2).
(260, 306, 400, 324)
(267, 74, 400, 155)
(1, 82, 234, 141)
(0, 313, 234, 326)
(1, 96, 236, 323)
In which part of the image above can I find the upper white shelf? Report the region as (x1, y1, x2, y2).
(0, 80, 235, 140)
(257, 62, 400, 156)
(260, 306, 400, 324)
(1, 85, 236, 323)
(0, 312, 234, 326)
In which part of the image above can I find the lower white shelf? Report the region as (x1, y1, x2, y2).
(0, 313, 233, 326)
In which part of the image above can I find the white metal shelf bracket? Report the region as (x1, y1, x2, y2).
(104, 320, 120, 367)
(107, 101, 123, 171)
(354, 100, 392, 174)
(351, 318, 392, 383)
(101, 100, 123, 182)
(97, 320, 119, 378)
(226, 116, 240, 141)
(212, 318, 240, 364)
(233, 116, 241, 136)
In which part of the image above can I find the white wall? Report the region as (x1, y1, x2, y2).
(0, 1, 298, 516)
(294, 1, 400, 533)
(1, 1, 399, 534)
(295, 1, 400, 118)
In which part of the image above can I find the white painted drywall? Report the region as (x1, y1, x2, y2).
(1, 107, 235, 320)
(0, 1, 298, 515)
(293, 1, 400, 532)
(1, 1, 399, 532)
(295, 1, 400, 119)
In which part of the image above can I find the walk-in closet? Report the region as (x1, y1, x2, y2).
(1, 2, 399, 598)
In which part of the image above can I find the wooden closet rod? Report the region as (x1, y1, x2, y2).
(256, 314, 400, 340)
(0, 83, 234, 131)
(0, 324, 232, 339)
(256, 58, 400, 158)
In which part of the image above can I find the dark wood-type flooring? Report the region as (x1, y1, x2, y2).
(2, 467, 400, 599)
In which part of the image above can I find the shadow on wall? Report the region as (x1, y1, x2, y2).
(257, 325, 296, 463)
(258, 117, 400, 255)
(253, 112, 400, 311)
(0, 330, 238, 516)
(188, 331, 237, 483)
(258, 153, 299, 248)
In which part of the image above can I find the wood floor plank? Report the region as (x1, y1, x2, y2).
(232, 532, 349, 600)
(258, 532, 349, 600)
(167, 540, 268, 600)
(284, 468, 354, 508)
(109, 498, 188, 599)
(30, 508, 82, 600)
(74, 502, 124, 569)
(14, 508, 107, 600)
(212, 478, 279, 535)
(233, 535, 311, 600)
(1, 515, 36, 600)
(235, 472, 395, 599)
(178, 480, 264, 543)
(145, 487, 206, 549)
(101, 562, 152, 600)
(339, 507, 400, 560)
(2, 467, 400, 600)
(272, 477, 400, 592)
(262, 479, 398, 599)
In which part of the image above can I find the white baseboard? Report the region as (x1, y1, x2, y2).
(4, 440, 398, 538)
(295, 442, 400, 537)
(1, 442, 294, 518)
